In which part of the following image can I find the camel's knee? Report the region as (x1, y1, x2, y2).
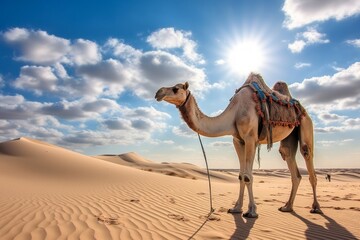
(243, 174, 252, 184)
(292, 174, 302, 184)
(279, 146, 290, 161)
(300, 144, 312, 161)
(239, 173, 252, 184)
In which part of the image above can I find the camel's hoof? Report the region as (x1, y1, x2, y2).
(227, 208, 242, 214)
(243, 212, 258, 218)
(278, 206, 294, 212)
(310, 208, 323, 214)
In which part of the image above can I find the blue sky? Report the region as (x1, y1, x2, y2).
(1, 0, 359, 169)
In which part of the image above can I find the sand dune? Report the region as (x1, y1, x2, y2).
(95, 153, 237, 183)
(0, 137, 359, 239)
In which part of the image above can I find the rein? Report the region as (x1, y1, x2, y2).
(188, 133, 215, 239)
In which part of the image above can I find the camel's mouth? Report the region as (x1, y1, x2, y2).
(155, 92, 165, 102)
(155, 90, 165, 101)
(155, 95, 164, 101)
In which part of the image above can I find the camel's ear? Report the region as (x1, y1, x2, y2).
(184, 82, 189, 90)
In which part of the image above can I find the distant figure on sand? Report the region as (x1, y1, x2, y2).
(326, 174, 331, 182)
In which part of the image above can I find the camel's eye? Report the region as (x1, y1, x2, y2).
(172, 87, 179, 94)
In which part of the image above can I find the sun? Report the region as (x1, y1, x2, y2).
(226, 39, 266, 76)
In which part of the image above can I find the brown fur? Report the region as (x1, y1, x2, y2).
(155, 72, 322, 217)
(178, 94, 198, 133)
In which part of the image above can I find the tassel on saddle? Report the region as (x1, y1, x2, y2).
(249, 81, 306, 151)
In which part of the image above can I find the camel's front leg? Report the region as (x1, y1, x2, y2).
(228, 138, 246, 214)
(243, 137, 258, 218)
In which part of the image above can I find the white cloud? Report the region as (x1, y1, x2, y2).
(315, 117, 360, 133)
(346, 39, 360, 48)
(2, 27, 29, 41)
(70, 39, 101, 65)
(318, 112, 347, 124)
(147, 28, 204, 64)
(76, 58, 133, 97)
(53, 63, 69, 79)
(210, 109, 224, 117)
(103, 118, 131, 130)
(288, 27, 329, 53)
(332, 65, 345, 72)
(282, 0, 360, 29)
(288, 40, 306, 53)
(172, 122, 196, 138)
(0, 75, 4, 88)
(294, 62, 311, 69)
(2, 28, 70, 64)
(0, 27, 211, 148)
(3, 27, 209, 100)
(0, 94, 42, 120)
(121, 106, 171, 120)
(290, 62, 360, 134)
(209, 141, 233, 147)
(2, 28, 100, 66)
(40, 98, 120, 120)
(103, 38, 142, 61)
(0, 91, 172, 147)
(317, 138, 354, 147)
(0, 94, 26, 106)
(302, 28, 330, 44)
(13, 65, 58, 95)
(215, 59, 225, 65)
(134, 50, 207, 98)
(290, 62, 360, 110)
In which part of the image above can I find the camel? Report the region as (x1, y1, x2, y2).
(155, 73, 322, 218)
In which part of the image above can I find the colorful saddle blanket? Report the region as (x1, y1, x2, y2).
(249, 81, 306, 150)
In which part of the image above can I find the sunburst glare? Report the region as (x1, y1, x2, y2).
(226, 39, 267, 76)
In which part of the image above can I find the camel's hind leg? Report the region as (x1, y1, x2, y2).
(228, 137, 246, 214)
(278, 128, 301, 212)
(299, 115, 322, 214)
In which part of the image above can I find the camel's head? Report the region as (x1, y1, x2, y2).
(155, 82, 189, 107)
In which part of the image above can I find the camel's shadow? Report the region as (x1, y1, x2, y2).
(230, 212, 357, 240)
(291, 212, 357, 240)
(230, 214, 257, 240)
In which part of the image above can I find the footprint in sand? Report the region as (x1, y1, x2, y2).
(344, 193, 356, 199)
(165, 195, 176, 204)
(333, 206, 346, 210)
(349, 207, 360, 211)
(95, 214, 119, 225)
(124, 199, 140, 203)
(270, 193, 283, 196)
(217, 207, 228, 213)
(199, 213, 221, 221)
(167, 213, 189, 222)
(197, 192, 206, 195)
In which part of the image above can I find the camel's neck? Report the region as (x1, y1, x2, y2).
(178, 93, 235, 137)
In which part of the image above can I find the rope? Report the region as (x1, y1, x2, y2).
(188, 133, 215, 239)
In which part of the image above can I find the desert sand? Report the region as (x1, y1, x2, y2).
(0, 137, 359, 240)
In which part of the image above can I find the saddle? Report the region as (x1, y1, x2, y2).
(235, 73, 306, 150)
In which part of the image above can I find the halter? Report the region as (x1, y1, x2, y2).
(177, 90, 191, 109)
